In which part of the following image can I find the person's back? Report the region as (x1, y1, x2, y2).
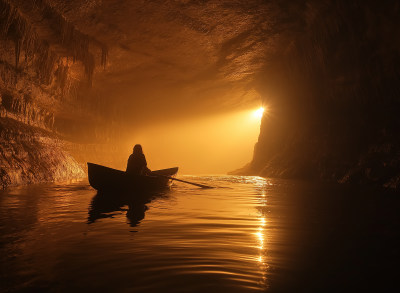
(126, 144, 151, 175)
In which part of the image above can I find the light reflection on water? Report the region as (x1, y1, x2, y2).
(0, 176, 271, 292)
(1, 176, 398, 292)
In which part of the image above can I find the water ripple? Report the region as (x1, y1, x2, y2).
(0, 176, 273, 292)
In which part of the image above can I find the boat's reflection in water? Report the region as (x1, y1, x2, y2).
(88, 189, 170, 227)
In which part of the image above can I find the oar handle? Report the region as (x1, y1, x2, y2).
(154, 174, 214, 189)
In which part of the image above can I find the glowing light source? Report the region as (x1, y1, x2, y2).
(129, 109, 262, 174)
(253, 107, 265, 119)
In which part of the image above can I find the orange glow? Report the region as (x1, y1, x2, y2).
(255, 227, 264, 249)
(126, 109, 263, 174)
(252, 107, 265, 119)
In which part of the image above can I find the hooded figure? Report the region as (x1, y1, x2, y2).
(126, 144, 151, 175)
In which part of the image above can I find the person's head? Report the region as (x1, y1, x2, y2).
(133, 144, 143, 155)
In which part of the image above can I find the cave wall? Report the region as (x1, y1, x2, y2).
(0, 0, 117, 188)
(242, 0, 400, 189)
(0, 117, 84, 188)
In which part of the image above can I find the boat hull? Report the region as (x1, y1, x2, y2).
(87, 163, 178, 192)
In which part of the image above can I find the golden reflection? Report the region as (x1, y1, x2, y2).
(255, 227, 264, 249)
(255, 223, 267, 287)
(254, 184, 268, 287)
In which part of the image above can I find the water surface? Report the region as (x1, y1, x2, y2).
(0, 176, 398, 292)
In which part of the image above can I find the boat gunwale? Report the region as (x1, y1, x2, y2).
(87, 162, 178, 192)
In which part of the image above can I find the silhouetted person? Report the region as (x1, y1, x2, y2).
(127, 202, 148, 227)
(126, 144, 151, 175)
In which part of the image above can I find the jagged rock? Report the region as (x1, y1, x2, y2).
(0, 117, 84, 188)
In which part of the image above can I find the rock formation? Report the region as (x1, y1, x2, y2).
(235, 1, 400, 190)
(0, 0, 111, 187)
(1, 0, 399, 189)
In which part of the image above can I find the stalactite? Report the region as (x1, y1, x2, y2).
(1, 0, 53, 83)
(54, 61, 69, 90)
(0, 90, 57, 131)
(0, 61, 16, 86)
(0, 0, 108, 86)
(101, 46, 108, 69)
(0, 1, 17, 35)
(14, 40, 20, 68)
(39, 0, 108, 83)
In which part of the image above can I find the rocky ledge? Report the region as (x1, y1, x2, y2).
(0, 117, 84, 188)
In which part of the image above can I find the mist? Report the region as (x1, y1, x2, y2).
(123, 108, 263, 174)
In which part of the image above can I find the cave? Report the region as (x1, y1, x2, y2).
(1, 0, 399, 189)
(1, 1, 399, 292)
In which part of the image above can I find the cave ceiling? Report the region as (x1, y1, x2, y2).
(12, 0, 304, 127)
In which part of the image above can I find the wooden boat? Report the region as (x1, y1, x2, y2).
(87, 162, 178, 192)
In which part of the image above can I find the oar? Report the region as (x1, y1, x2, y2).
(153, 174, 214, 189)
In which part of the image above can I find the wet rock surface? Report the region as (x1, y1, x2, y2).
(0, 117, 84, 188)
